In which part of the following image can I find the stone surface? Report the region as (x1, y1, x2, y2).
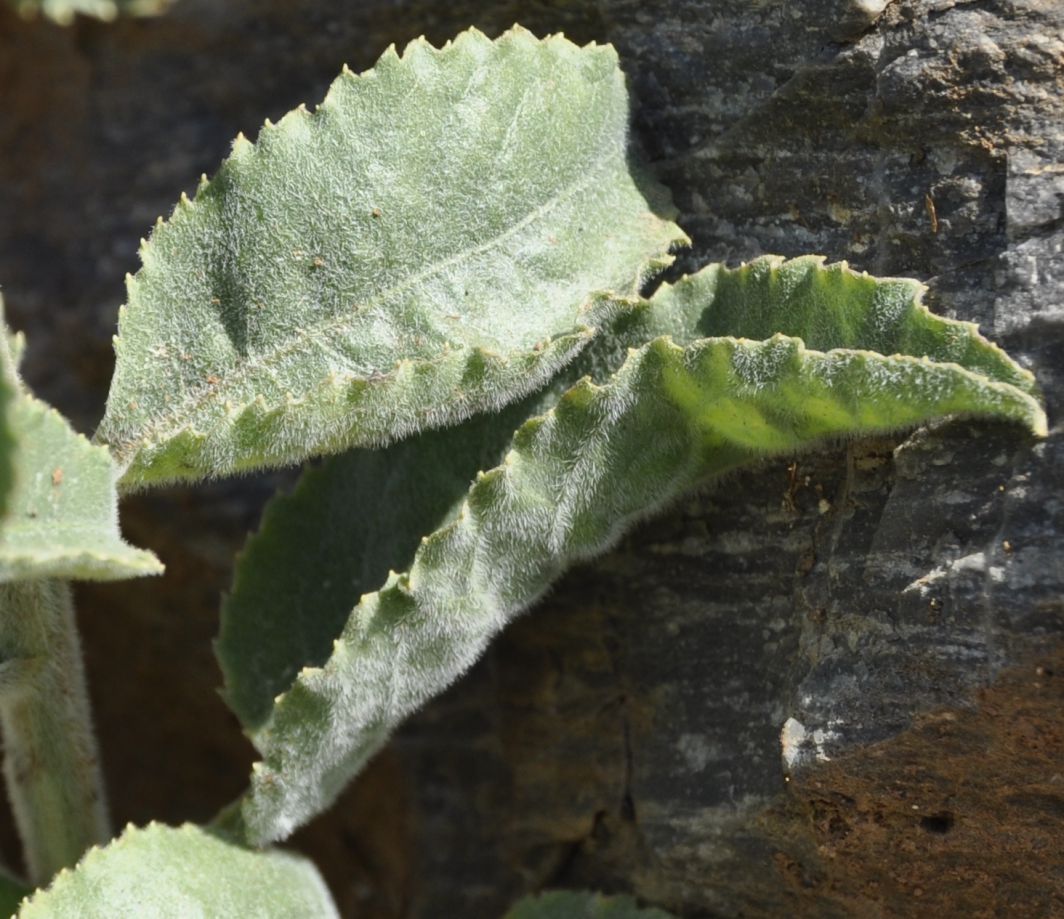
(0, 0, 1061, 916)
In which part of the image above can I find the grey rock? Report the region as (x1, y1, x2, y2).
(0, 0, 1060, 915)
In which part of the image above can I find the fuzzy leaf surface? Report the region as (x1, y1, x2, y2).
(217, 396, 541, 730)
(224, 258, 1043, 841)
(7, 0, 169, 24)
(651, 255, 1038, 394)
(0, 324, 160, 582)
(216, 282, 665, 731)
(17, 823, 338, 918)
(503, 891, 676, 918)
(218, 257, 1041, 731)
(96, 27, 683, 489)
(233, 288, 1042, 844)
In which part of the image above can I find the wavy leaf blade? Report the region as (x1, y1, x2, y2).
(238, 332, 1042, 844)
(216, 395, 539, 730)
(0, 397, 161, 581)
(217, 257, 1042, 732)
(17, 823, 338, 918)
(217, 289, 657, 731)
(96, 27, 684, 488)
(655, 255, 1038, 392)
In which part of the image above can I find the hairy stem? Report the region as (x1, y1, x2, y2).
(0, 580, 109, 884)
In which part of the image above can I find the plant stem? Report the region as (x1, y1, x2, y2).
(0, 580, 110, 885)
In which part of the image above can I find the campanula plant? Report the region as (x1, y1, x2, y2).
(0, 27, 1044, 917)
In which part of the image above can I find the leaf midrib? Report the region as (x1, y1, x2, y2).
(111, 146, 628, 457)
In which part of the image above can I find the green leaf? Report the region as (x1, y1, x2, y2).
(233, 316, 1042, 843)
(222, 258, 1043, 842)
(218, 257, 1043, 732)
(652, 255, 1039, 394)
(17, 823, 338, 918)
(217, 395, 540, 731)
(0, 320, 161, 582)
(96, 26, 684, 489)
(214, 268, 689, 734)
(503, 891, 676, 919)
(216, 285, 659, 732)
(7, 0, 170, 25)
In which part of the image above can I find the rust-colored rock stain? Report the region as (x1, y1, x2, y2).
(775, 646, 1064, 918)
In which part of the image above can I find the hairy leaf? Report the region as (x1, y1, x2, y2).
(96, 27, 684, 489)
(651, 255, 1038, 393)
(233, 320, 1042, 843)
(17, 823, 338, 918)
(7, 0, 169, 24)
(216, 395, 541, 730)
(218, 258, 1041, 730)
(221, 258, 1043, 841)
(0, 323, 160, 582)
(503, 891, 676, 919)
(216, 287, 665, 731)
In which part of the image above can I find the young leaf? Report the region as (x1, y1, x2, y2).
(503, 891, 676, 919)
(0, 321, 160, 582)
(95, 26, 684, 489)
(234, 326, 1043, 844)
(651, 255, 1038, 394)
(220, 258, 1044, 840)
(216, 395, 541, 730)
(7, 0, 170, 25)
(217, 257, 1043, 731)
(17, 823, 339, 918)
(216, 288, 659, 731)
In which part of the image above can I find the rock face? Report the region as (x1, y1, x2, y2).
(0, 0, 1061, 916)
